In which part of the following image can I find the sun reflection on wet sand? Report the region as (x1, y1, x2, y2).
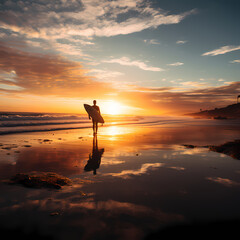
(101, 125, 137, 138)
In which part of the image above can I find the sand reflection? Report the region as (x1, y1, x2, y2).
(0, 139, 91, 179)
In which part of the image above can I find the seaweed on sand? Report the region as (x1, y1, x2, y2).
(8, 172, 71, 189)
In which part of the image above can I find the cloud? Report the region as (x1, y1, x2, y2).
(176, 40, 187, 44)
(167, 62, 184, 66)
(118, 81, 240, 115)
(0, 44, 114, 97)
(202, 45, 240, 56)
(103, 57, 165, 71)
(144, 39, 161, 45)
(0, 0, 196, 68)
(0, 0, 195, 39)
(230, 59, 240, 63)
(180, 81, 210, 88)
(88, 69, 124, 80)
(129, 86, 176, 93)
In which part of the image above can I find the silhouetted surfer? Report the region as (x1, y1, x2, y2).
(88, 100, 101, 134)
(84, 134, 104, 175)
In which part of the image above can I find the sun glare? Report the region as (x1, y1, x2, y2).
(104, 101, 123, 115)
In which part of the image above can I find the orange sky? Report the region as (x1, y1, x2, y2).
(1, 1, 240, 116)
(0, 43, 239, 116)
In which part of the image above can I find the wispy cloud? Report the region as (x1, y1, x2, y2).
(180, 81, 210, 89)
(103, 57, 165, 72)
(230, 59, 240, 63)
(202, 45, 240, 56)
(144, 39, 160, 45)
(176, 40, 187, 44)
(167, 62, 184, 66)
(0, 0, 195, 40)
(88, 69, 124, 80)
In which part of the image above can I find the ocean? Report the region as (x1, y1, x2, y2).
(0, 112, 190, 135)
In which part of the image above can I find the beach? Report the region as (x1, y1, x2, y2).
(1, 116, 240, 239)
(1, 0, 240, 238)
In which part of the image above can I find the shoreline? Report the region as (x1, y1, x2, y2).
(1, 117, 240, 136)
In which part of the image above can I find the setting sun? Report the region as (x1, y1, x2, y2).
(103, 101, 123, 115)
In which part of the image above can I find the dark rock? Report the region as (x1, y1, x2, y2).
(183, 144, 196, 148)
(8, 172, 71, 189)
(183, 140, 240, 160)
(209, 140, 240, 160)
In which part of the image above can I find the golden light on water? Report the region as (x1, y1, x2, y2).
(101, 125, 137, 139)
(105, 126, 120, 136)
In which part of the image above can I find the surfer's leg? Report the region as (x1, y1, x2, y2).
(96, 122, 98, 134)
(92, 121, 95, 133)
(93, 121, 98, 134)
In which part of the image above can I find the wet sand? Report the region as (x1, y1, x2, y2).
(0, 119, 240, 239)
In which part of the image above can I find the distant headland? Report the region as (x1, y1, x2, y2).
(185, 103, 240, 119)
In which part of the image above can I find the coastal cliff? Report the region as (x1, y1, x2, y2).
(186, 103, 240, 119)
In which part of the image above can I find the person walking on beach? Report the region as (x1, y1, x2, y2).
(89, 100, 101, 134)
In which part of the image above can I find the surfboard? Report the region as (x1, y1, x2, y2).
(84, 104, 104, 123)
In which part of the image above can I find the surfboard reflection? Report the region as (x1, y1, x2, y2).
(84, 134, 104, 175)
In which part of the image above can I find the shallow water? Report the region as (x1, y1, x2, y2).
(0, 119, 240, 239)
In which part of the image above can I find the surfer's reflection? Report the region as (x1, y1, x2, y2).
(84, 134, 104, 175)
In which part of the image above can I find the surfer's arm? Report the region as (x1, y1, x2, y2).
(88, 114, 91, 119)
